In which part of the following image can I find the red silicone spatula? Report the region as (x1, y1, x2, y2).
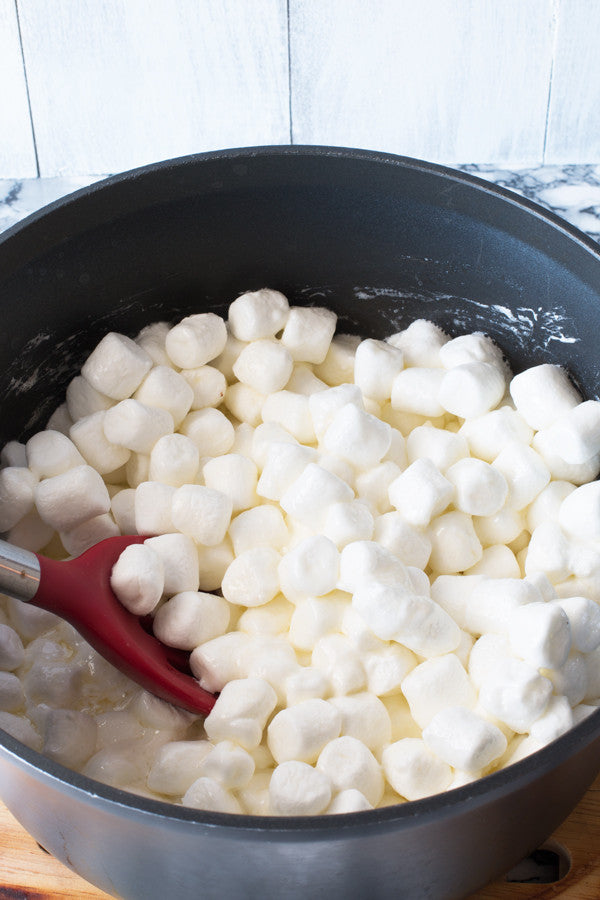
(0, 535, 216, 715)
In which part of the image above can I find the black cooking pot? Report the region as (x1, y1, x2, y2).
(0, 146, 599, 900)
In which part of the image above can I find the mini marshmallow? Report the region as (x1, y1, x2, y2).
(384, 428, 408, 468)
(446, 458, 508, 516)
(478, 658, 553, 732)
(35, 465, 110, 531)
(81, 332, 152, 401)
(391, 367, 446, 417)
(204, 676, 278, 748)
(26, 431, 85, 479)
(189, 632, 252, 693)
(529, 695, 574, 745)
(467, 633, 512, 689)
(135, 321, 171, 366)
(387, 319, 449, 367)
(134, 481, 175, 535)
(0, 625, 25, 671)
(153, 590, 230, 650)
(355, 461, 401, 513)
(182, 777, 242, 813)
(525, 522, 571, 583)
(179, 366, 227, 410)
(554, 596, 600, 653)
(439, 332, 506, 371)
(238, 593, 294, 637)
(317, 736, 383, 806)
(221, 547, 281, 607)
(103, 399, 174, 454)
(70, 411, 131, 474)
(228, 504, 289, 555)
(269, 760, 332, 815)
(388, 458, 454, 528)
(133, 365, 194, 426)
(510, 364, 582, 431)
(267, 698, 342, 764)
(8, 506, 55, 553)
(0, 466, 37, 530)
(329, 692, 391, 753)
(126, 453, 150, 488)
(406, 424, 469, 472)
(45, 404, 73, 435)
(165, 312, 227, 369)
(0, 671, 24, 712)
(198, 740, 255, 791)
(147, 740, 212, 795)
(526, 481, 576, 532)
(463, 577, 541, 635)
(423, 707, 507, 772)
(110, 543, 164, 615)
(308, 384, 364, 439)
(195, 538, 234, 592)
(327, 789, 373, 814)
(583, 648, 600, 703)
(144, 533, 199, 593)
(373, 513, 431, 570)
(147, 433, 200, 487)
(353, 338, 404, 402)
(256, 442, 318, 501)
(278, 536, 339, 600)
(473, 507, 525, 547)
(280, 463, 354, 527)
(223, 382, 264, 426)
(232, 339, 294, 394)
(250, 422, 298, 470)
(382, 738, 452, 801)
(228, 289, 290, 341)
(466, 544, 521, 579)
(322, 500, 374, 549)
(363, 644, 418, 697)
(341, 606, 387, 654)
(459, 406, 533, 463)
(439, 362, 506, 418)
(338, 540, 412, 594)
(559, 481, 600, 541)
(110, 488, 136, 534)
(508, 602, 571, 670)
(171, 484, 232, 546)
(284, 667, 330, 706)
(318, 453, 355, 488)
(61, 512, 120, 557)
(311, 634, 366, 696)
(532, 431, 600, 485)
(539, 400, 600, 464)
(242, 635, 299, 699)
(492, 442, 550, 510)
(203, 454, 258, 512)
(281, 306, 337, 364)
(288, 595, 347, 651)
(180, 408, 235, 456)
(314, 333, 360, 386)
(42, 709, 97, 769)
(279, 363, 327, 396)
(0, 440, 27, 468)
(382, 695, 426, 742)
(428, 511, 483, 575)
(401, 654, 477, 729)
(261, 390, 315, 443)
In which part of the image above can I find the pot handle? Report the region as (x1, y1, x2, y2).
(0, 538, 41, 602)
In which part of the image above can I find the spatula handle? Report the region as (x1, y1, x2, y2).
(0, 538, 40, 602)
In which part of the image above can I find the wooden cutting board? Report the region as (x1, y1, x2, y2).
(1, 774, 599, 899)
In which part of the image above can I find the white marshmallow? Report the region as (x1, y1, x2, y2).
(0, 624, 25, 671)
(373, 513, 431, 569)
(583, 648, 600, 702)
(317, 453, 355, 488)
(554, 596, 600, 653)
(387, 320, 449, 367)
(81, 332, 152, 401)
(267, 698, 342, 764)
(312, 634, 366, 696)
(110, 488, 136, 534)
(423, 707, 507, 772)
(228, 505, 289, 555)
(171, 484, 232, 546)
(446, 458, 508, 516)
(61, 512, 120, 557)
(338, 540, 412, 594)
(153, 590, 230, 650)
(250, 422, 298, 470)
(388, 458, 454, 528)
(223, 382, 264, 426)
(526, 481, 576, 532)
(384, 428, 408, 468)
(209, 327, 247, 381)
(308, 384, 364, 439)
(430, 575, 484, 631)
(510, 364, 582, 430)
(466, 544, 520, 579)
(261, 390, 315, 443)
(382, 738, 452, 801)
(428, 511, 483, 574)
(0, 671, 24, 712)
(7, 506, 54, 553)
(314, 333, 360, 386)
(439, 362, 506, 418)
(322, 500, 374, 549)
(190, 632, 253, 694)
(70, 411, 131, 474)
(126, 453, 150, 488)
(179, 365, 227, 410)
(221, 547, 281, 607)
(147, 433, 200, 487)
(492, 442, 550, 510)
(478, 658, 553, 732)
(132, 367, 193, 426)
(45, 404, 73, 436)
(353, 339, 404, 402)
(26, 431, 85, 480)
(463, 577, 541, 635)
(278, 536, 339, 600)
(473, 507, 525, 547)
(228, 289, 290, 341)
(65, 376, 114, 422)
(180, 408, 235, 457)
(204, 676, 278, 749)
(1, 441, 27, 468)
(144, 533, 199, 593)
(532, 430, 600, 484)
(110, 542, 165, 615)
(35, 465, 110, 532)
(256, 442, 318, 501)
(281, 306, 337, 364)
(280, 463, 354, 527)
(0, 467, 37, 531)
(406, 424, 469, 471)
(269, 760, 332, 815)
(317, 736, 383, 806)
(327, 789, 373, 814)
(42, 709, 97, 769)
(508, 601, 571, 670)
(135, 321, 171, 366)
(529, 695, 574, 745)
(525, 522, 571, 584)
(439, 332, 506, 371)
(103, 399, 174, 454)
(391, 367, 445, 417)
(165, 312, 227, 369)
(401, 654, 477, 729)
(284, 667, 330, 705)
(195, 538, 234, 593)
(288, 595, 347, 651)
(198, 740, 255, 791)
(134, 481, 175, 535)
(540, 400, 600, 464)
(203, 454, 258, 513)
(280, 363, 327, 396)
(459, 406, 533, 462)
(232, 339, 294, 394)
(467, 633, 512, 689)
(242, 635, 299, 699)
(329, 692, 391, 753)
(182, 777, 242, 813)
(355, 461, 401, 513)
(147, 740, 212, 795)
(363, 644, 418, 697)
(559, 481, 600, 541)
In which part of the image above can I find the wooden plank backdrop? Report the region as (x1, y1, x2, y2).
(3, 0, 600, 177)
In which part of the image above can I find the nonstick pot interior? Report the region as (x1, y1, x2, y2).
(0, 146, 599, 900)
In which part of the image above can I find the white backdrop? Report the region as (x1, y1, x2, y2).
(2, 0, 600, 178)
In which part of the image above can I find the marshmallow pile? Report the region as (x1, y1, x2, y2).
(1, 288, 600, 817)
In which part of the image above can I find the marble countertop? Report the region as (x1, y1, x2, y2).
(1, 164, 600, 241)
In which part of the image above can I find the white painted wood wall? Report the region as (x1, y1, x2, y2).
(1, 0, 600, 178)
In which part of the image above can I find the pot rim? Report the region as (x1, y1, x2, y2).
(1, 144, 600, 834)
